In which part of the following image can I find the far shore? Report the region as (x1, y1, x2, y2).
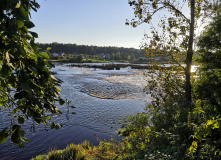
(64, 63, 177, 70)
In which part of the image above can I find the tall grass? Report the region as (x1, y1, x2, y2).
(32, 139, 132, 160)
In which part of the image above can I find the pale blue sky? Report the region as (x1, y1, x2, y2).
(31, 0, 193, 49)
(31, 0, 149, 49)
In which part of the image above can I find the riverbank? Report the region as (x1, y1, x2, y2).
(65, 63, 176, 70)
(0, 64, 147, 160)
(32, 138, 131, 160)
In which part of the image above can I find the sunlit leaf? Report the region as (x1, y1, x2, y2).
(15, 1, 21, 8)
(39, 52, 49, 59)
(41, 116, 51, 120)
(17, 20, 24, 28)
(51, 75, 57, 80)
(207, 120, 213, 126)
(20, 137, 30, 143)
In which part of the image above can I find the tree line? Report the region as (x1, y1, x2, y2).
(38, 43, 145, 58)
(38, 43, 171, 63)
(1, 0, 221, 159)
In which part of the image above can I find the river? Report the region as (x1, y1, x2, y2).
(0, 64, 150, 160)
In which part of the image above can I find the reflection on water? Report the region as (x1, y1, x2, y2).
(0, 64, 149, 160)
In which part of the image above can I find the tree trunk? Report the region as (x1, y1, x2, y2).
(185, 0, 195, 103)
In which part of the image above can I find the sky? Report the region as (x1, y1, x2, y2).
(31, 0, 149, 49)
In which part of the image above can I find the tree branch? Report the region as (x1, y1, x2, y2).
(132, 1, 190, 25)
(151, 6, 167, 16)
(166, 2, 190, 24)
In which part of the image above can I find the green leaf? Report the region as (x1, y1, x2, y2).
(0, 128, 9, 144)
(19, 142, 24, 148)
(5, 51, 10, 63)
(39, 52, 49, 59)
(42, 120, 47, 125)
(207, 120, 213, 126)
(0, 64, 12, 78)
(12, 108, 19, 114)
(25, 21, 35, 29)
(59, 99, 65, 105)
(30, 31, 38, 38)
(54, 124, 59, 130)
(11, 128, 20, 144)
(18, 116, 24, 124)
(15, 1, 21, 8)
(41, 116, 51, 120)
(47, 47, 51, 51)
(20, 137, 30, 143)
(50, 122, 55, 129)
(18, 127, 25, 137)
(69, 105, 76, 109)
(44, 60, 53, 68)
(24, 46, 35, 55)
(51, 75, 57, 80)
(48, 61, 55, 68)
(17, 20, 24, 28)
(28, 66, 38, 74)
(18, 7, 29, 21)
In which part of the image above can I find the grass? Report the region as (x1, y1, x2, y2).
(32, 139, 132, 160)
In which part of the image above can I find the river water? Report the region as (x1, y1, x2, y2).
(0, 64, 150, 160)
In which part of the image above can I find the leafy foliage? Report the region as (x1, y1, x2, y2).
(38, 42, 146, 58)
(117, 0, 221, 159)
(32, 12, 221, 159)
(187, 12, 221, 159)
(127, 0, 220, 102)
(0, 0, 65, 146)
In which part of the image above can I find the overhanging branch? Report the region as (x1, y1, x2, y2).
(132, 1, 190, 25)
(166, 2, 190, 24)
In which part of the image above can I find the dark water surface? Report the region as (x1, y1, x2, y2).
(0, 64, 150, 160)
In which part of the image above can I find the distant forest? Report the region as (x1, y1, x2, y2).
(37, 43, 146, 58)
(37, 43, 170, 63)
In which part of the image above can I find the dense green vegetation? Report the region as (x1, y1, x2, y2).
(1, 0, 221, 160)
(39, 43, 143, 63)
(38, 43, 145, 58)
(34, 1, 221, 160)
(38, 43, 171, 63)
(0, 0, 66, 147)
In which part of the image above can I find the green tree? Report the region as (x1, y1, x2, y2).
(76, 54, 83, 62)
(187, 12, 221, 158)
(0, 0, 65, 147)
(115, 52, 121, 60)
(127, 0, 220, 103)
(118, 1, 220, 159)
(111, 52, 115, 60)
(190, 11, 221, 127)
